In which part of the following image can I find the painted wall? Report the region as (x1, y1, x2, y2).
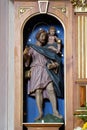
(0, 0, 8, 129)
(0, 0, 14, 130)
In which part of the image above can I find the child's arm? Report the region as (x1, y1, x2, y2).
(57, 43, 61, 53)
(55, 36, 61, 53)
(48, 46, 57, 52)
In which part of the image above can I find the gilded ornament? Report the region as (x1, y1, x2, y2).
(19, 6, 34, 16)
(70, 0, 87, 12)
(52, 6, 66, 13)
(71, 0, 87, 7)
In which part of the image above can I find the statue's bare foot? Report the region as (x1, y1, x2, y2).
(53, 112, 63, 119)
(35, 114, 43, 121)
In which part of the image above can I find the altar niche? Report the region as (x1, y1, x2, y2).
(23, 14, 64, 125)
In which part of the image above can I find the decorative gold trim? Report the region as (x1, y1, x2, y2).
(71, 0, 87, 7)
(18, 6, 34, 16)
(78, 16, 80, 78)
(82, 16, 84, 78)
(75, 79, 87, 84)
(70, 0, 87, 12)
(85, 17, 87, 78)
(74, 6, 87, 12)
(77, 16, 87, 79)
(52, 6, 66, 14)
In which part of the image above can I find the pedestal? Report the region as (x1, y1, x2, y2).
(23, 123, 64, 130)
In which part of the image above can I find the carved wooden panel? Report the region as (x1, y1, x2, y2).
(77, 15, 87, 79)
(73, 14, 87, 128)
(80, 86, 86, 107)
(14, 0, 76, 130)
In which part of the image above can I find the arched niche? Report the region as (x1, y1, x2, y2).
(14, 1, 74, 130)
(23, 14, 65, 123)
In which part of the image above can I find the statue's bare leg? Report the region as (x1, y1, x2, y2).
(46, 82, 62, 119)
(35, 89, 43, 120)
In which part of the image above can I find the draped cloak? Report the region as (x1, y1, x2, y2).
(28, 43, 64, 98)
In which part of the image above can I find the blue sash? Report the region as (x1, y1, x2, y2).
(28, 43, 64, 98)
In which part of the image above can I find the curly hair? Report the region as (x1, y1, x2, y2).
(36, 29, 48, 41)
(48, 26, 56, 34)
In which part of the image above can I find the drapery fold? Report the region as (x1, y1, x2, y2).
(28, 43, 64, 98)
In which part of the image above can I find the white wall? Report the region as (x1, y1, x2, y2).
(0, 0, 8, 129)
(0, 0, 14, 130)
(8, 0, 14, 130)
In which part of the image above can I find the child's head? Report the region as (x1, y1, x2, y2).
(49, 26, 56, 36)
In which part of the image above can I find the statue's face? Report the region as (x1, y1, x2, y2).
(50, 29, 55, 36)
(38, 32, 47, 45)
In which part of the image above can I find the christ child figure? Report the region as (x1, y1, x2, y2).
(47, 26, 61, 53)
(47, 26, 62, 70)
